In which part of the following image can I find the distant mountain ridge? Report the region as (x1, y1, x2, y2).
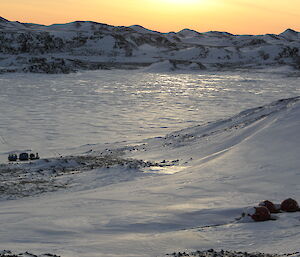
(0, 17, 299, 73)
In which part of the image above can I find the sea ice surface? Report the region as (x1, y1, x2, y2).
(0, 69, 299, 161)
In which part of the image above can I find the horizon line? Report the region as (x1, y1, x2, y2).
(0, 16, 298, 36)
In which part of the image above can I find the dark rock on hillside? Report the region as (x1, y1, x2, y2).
(0, 250, 60, 257)
(165, 249, 300, 257)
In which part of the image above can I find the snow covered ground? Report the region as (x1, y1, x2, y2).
(0, 68, 299, 256)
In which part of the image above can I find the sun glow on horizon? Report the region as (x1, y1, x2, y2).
(1, 0, 300, 34)
(151, 0, 208, 8)
(164, 0, 202, 4)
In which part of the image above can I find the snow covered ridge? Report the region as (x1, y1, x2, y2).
(133, 96, 300, 158)
(0, 250, 299, 257)
(164, 249, 300, 257)
(1, 250, 298, 257)
(0, 250, 59, 257)
(1, 17, 300, 73)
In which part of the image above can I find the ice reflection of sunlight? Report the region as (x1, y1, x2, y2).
(143, 165, 187, 175)
(0, 70, 299, 160)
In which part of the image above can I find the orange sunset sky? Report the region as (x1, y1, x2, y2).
(1, 0, 300, 34)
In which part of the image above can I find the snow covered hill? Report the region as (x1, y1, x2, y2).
(0, 17, 300, 73)
(1, 96, 299, 256)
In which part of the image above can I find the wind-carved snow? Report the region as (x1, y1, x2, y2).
(121, 97, 300, 165)
(4, 97, 298, 199)
(0, 96, 299, 256)
(0, 17, 300, 73)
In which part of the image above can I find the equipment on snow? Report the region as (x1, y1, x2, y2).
(8, 152, 40, 162)
(19, 152, 29, 161)
(8, 154, 17, 162)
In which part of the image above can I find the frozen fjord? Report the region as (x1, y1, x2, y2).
(0, 68, 300, 162)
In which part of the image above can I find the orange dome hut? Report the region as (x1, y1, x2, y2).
(280, 198, 300, 212)
(259, 200, 280, 213)
(244, 206, 271, 222)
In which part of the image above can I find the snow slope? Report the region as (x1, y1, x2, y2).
(0, 97, 299, 256)
(0, 17, 300, 73)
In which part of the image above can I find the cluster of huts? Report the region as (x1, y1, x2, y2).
(244, 198, 300, 222)
(8, 152, 39, 162)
